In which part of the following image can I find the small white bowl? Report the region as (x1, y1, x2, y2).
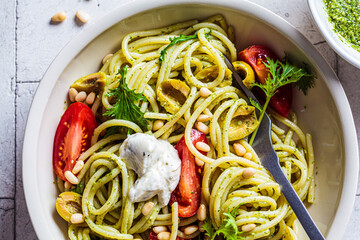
(23, 0, 358, 239)
(308, 0, 360, 68)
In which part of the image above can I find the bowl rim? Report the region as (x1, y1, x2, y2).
(22, 0, 359, 239)
(307, 0, 360, 69)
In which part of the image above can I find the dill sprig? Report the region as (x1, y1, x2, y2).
(249, 58, 313, 145)
(103, 65, 149, 134)
(203, 205, 245, 240)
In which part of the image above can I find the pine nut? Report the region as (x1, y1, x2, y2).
(233, 143, 246, 157)
(242, 168, 256, 179)
(142, 202, 154, 216)
(197, 114, 210, 122)
(195, 142, 210, 152)
(241, 223, 256, 232)
(153, 226, 168, 234)
(64, 181, 72, 190)
(75, 91, 87, 102)
(153, 120, 164, 131)
(69, 88, 78, 102)
(200, 87, 212, 98)
(51, 11, 67, 22)
(184, 225, 198, 235)
(65, 171, 79, 185)
(157, 232, 171, 240)
(76, 10, 90, 23)
(198, 221, 205, 232)
(195, 122, 209, 135)
(70, 213, 85, 224)
(85, 92, 96, 105)
(197, 204, 206, 221)
(102, 53, 113, 64)
(244, 152, 253, 160)
(72, 160, 84, 174)
(195, 157, 204, 167)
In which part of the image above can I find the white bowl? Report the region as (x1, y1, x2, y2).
(308, 0, 360, 68)
(22, 0, 359, 239)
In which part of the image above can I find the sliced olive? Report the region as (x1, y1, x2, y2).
(223, 105, 259, 141)
(232, 61, 255, 89)
(70, 72, 106, 93)
(157, 79, 190, 114)
(56, 191, 82, 223)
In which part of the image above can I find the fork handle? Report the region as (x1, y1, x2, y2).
(268, 163, 326, 240)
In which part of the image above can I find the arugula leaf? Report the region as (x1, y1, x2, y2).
(159, 30, 212, 64)
(159, 34, 198, 63)
(249, 58, 312, 145)
(103, 66, 149, 134)
(203, 205, 245, 240)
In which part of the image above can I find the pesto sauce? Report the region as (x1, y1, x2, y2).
(323, 0, 360, 51)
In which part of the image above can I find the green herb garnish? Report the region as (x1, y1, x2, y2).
(159, 30, 212, 64)
(249, 58, 313, 145)
(159, 34, 198, 63)
(203, 205, 245, 240)
(71, 182, 84, 195)
(103, 65, 148, 134)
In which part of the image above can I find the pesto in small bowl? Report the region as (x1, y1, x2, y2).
(323, 0, 360, 51)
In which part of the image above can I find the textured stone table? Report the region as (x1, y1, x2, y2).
(0, 0, 359, 239)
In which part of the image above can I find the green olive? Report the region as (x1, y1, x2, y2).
(157, 79, 190, 114)
(70, 72, 106, 93)
(232, 61, 255, 89)
(55, 191, 82, 223)
(228, 105, 259, 141)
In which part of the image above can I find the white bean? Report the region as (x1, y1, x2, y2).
(197, 114, 210, 122)
(75, 91, 87, 102)
(157, 232, 170, 240)
(195, 142, 210, 152)
(153, 226, 167, 234)
(76, 10, 90, 23)
(242, 168, 256, 179)
(68, 88, 78, 102)
(51, 11, 67, 22)
(86, 92, 96, 105)
(64, 171, 79, 185)
(195, 122, 209, 134)
(195, 157, 204, 167)
(199, 87, 212, 98)
(244, 152, 253, 160)
(233, 143, 246, 157)
(184, 225, 198, 235)
(70, 213, 84, 224)
(72, 160, 84, 174)
(197, 204, 206, 221)
(241, 223, 256, 232)
(153, 120, 164, 131)
(142, 202, 154, 216)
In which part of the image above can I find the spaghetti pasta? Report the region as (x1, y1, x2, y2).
(55, 15, 315, 240)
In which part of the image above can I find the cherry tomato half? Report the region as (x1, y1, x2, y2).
(170, 129, 207, 218)
(53, 102, 97, 181)
(238, 45, 292, 117)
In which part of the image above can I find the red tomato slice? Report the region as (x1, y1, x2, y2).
(170, 129, 207, 218)
(238, 45, 292, 117)
(53, 102, 97, 181)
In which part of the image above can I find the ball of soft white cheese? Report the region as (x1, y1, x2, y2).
(119, 133, 181, 207)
